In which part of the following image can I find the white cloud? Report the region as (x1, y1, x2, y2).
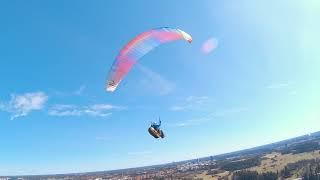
(137, 64, 175, 95)
(90, 104, 115, 110)
(0, 92, 48, 120)
(48, 103, 124, 117)
(170, 96, 209, 111)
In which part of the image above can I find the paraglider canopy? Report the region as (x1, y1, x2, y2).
(106, 27, 192, 92)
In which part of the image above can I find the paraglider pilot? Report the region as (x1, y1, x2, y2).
(151, 120, 161, 130)
(148, 118, 165, 139)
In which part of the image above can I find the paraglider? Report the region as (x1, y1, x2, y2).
(148, 118, 165, 139)
(105, 27, 192, 92)
(106, 27, 192, 139)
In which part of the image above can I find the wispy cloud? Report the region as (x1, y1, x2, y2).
(48, 103, 124, 117)
(137, 64, 175, 95)
(267, 82, 298, 96)
(289, 91, 297, 95)
(170, 106, 185, 111)
(186, 96, 209, 103)
(170, 96, 210, 111)
(51, 84, 87, 97)
(74, 84, 86, 95)
(170, 117, 212, 127)
(212, 107, 249, 117)
(267, 82, 290, 89)
(0, 103, 5, 111)
(0, 92, 48, 120)
(128, 151, 152, 156)
(169, 107, 248, 127)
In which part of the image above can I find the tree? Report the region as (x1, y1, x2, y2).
(281, 166, 290, 178)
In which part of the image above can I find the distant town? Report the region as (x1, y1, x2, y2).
(1, 131, 320, 180)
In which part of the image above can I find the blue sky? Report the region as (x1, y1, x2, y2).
(1, 0, 320, 175)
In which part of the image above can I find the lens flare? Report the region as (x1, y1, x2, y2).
(201, 38, 218, 54)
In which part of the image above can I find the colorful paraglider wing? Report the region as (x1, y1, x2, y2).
(106, 27, 192, 92)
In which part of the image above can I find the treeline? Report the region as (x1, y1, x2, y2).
(281, 159, 320, 179)
(213, 148, 272, 161)
(280, 141, 320, 154)
(303, 172, 320, 180)
(226, 159, 320, 179)
(219, 157, 261, 171)
(232, 170, 278, 180)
